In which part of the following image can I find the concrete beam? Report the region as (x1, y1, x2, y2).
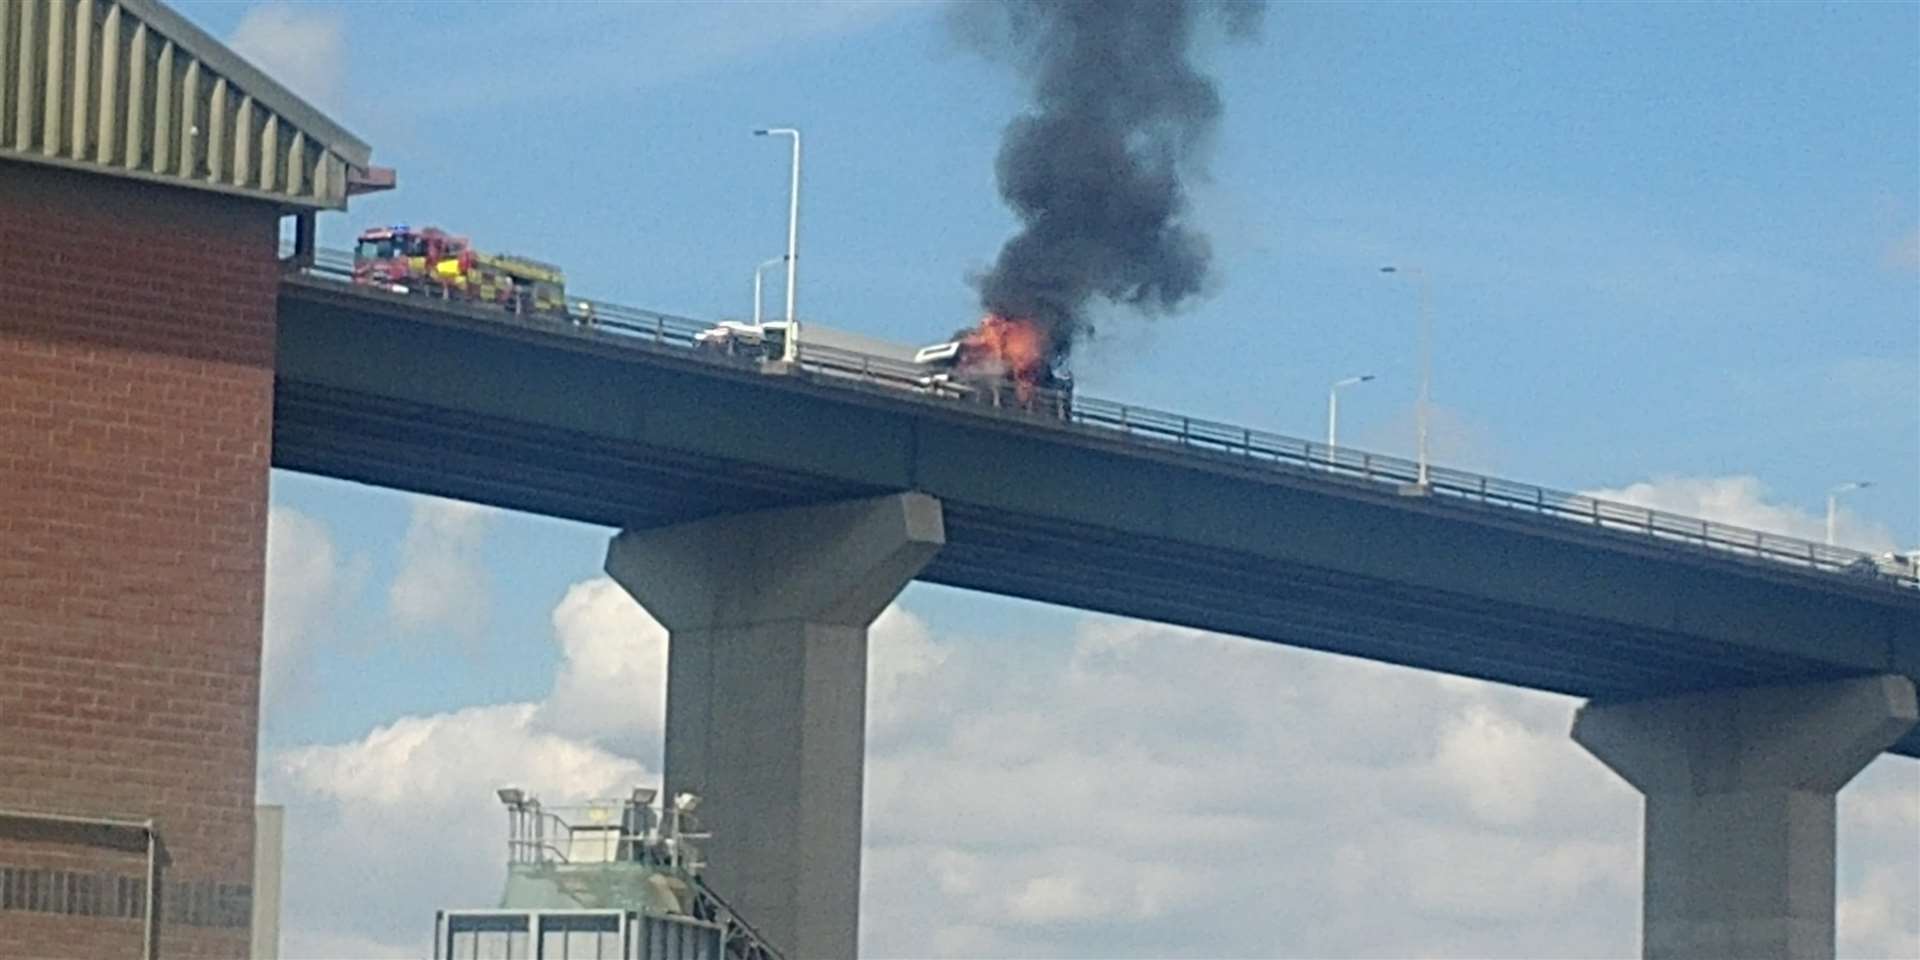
(606, 493, 944, 959)
(1572, 675, 1918, 959)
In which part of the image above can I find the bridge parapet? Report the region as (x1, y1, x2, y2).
(288, 257, 1919, 597)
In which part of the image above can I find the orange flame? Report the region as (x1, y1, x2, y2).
(962, 314, 1050, 400)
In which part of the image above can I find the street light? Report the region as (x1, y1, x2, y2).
(754, 127, 801, 362)
(1826, 481, 1872, 546)
(1380, 265, 1432, 487)
(751, 256, 784, 325)
(1327, 374, 1376, 460)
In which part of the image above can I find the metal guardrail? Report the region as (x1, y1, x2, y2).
(288, 248, 1918, 592)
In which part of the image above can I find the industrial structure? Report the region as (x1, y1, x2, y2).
(1, 2, 1916, 960)
(434, 787, 779, 960)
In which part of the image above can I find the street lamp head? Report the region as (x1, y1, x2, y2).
(753, 128, 770, 136)
(1359, 374, 1377, 382)
(1831, 481, 1873, 495)
(1379, 266, 1398, 274)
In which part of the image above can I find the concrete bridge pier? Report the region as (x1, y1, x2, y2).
(1572, 674, 1918, 960)
(606, 492, 945, 959)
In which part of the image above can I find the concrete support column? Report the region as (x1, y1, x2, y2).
(606, 493, 944, 960)
(1572, 675, 1917, 960)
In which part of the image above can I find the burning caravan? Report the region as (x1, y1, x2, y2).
(694, 316, 1075, 416)
(913, 338, 1074, 412)
(913, 314, 1074, 414)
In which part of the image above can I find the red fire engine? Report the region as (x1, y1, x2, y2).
(353, 225, 569, 316)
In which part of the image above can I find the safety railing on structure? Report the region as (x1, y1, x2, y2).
(487, 794, 787, 960)
(286, 248, 1919, 592)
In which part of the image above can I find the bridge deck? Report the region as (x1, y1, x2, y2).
(272, 270, 1920, 758)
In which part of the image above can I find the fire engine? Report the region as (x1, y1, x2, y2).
(354, 225, 568, 316)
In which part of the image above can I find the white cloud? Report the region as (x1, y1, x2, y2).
(867, 604, 955, 747)
(859, 616, 1651, 957)
(228, 4, 347, 112)
(1583, 474, 1899, 553)
(535, 577, 669, 760)
(265, 571, 662, 956)
(265, 702, 650, 957)
(264, 569, 870, 954)
(262, 506, 364, 709)
(275, 702, 644, 819)
(1839, 757, 1920, 960)
(268, 570, 1919, 958)
(1432, 703, 1559, 826)
(1840, 863, 1920, 960)
(387, 496, 495, 636)
(1842, 760, 1920, 835)
(860, 614, 1916, 957)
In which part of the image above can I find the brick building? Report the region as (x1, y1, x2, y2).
(0, 2, 382, 956)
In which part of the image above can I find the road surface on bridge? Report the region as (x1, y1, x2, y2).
(272, 253, 1920, 758)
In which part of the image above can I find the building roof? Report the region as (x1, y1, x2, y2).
(0, 0, 386, 210)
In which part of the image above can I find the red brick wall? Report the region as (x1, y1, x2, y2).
(0, 159, 279, 959)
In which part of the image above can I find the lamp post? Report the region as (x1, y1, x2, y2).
(754, 127, 801, 362)
(752, 256, 783, 325)
(1327, 374, 1375, 461)
(1380, 265, 1431, 487)
(1826, 481, 1872, 546)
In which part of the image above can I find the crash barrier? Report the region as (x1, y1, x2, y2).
(292, 249, 1918, 591)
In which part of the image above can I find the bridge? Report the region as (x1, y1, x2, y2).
(275, 250, 1920, 959)
(279, 253, 1920, 723)
(3, 2, 1915, 957)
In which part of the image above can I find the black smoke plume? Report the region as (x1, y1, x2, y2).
(958, 0, 1263, 360)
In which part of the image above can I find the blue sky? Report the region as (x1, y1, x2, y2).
(205, 0, 1918, 526)
(178, 1, 1917, 956)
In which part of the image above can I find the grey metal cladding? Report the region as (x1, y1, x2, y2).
(0, 0, 373, 209)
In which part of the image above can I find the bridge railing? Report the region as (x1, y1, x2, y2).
(1060, 395, 1898, 583)
(791, 342, 934, 394)
(286, 249, 1917, 591)
(301, 245, 720, 348)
